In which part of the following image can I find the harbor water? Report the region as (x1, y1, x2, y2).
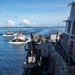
(0, 27, 65, 75)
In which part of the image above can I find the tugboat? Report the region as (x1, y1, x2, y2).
(9, 30, 29, 44)
(6, 30, 13, 35)
(3, 30, 17, 36)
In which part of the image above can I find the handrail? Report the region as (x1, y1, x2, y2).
(55, 43, 70, 66)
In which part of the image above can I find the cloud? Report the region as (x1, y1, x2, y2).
(7, 20, 15, 25)
(21, 19, 30, 25)
(5, 19, 30, 27)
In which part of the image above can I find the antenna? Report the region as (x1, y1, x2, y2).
(58, 22, 60, 33)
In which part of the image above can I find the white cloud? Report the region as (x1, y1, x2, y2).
(21, 19, 30, 25)
(7, 20, 15, 25)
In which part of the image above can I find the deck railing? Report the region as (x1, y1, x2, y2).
(55, 42, 75, 66)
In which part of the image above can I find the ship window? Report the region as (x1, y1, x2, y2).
(67, 21, 71, 33)
(72, 21, 75, 35)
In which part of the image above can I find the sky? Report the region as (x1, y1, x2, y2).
(0, 0, 74, 27)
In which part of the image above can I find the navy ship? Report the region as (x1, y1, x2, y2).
(23, 2, 75, 75)
(8, 30, 29, 44)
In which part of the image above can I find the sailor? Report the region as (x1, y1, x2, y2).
(39, 42, 51, 71)
(27, 50, 36, 64)
(19, 30, 22, 34)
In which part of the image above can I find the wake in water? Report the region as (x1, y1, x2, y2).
(0, 33, 2, 35)
(2, 34, 17, 37)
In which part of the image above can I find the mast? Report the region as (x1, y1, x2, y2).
(58, 22, 60, 33)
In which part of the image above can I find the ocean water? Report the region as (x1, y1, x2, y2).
(0, 27, 65, 75)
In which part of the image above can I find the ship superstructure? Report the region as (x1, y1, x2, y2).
(60, 2, 75, 65)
